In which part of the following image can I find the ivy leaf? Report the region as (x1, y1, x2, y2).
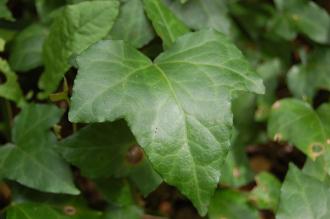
(143, 0, 189, 49)
(110, 0, 154, 48)
(58, 121, 162, 196)
(0, 104, 79, 194)
(287, 48, 330, 101)
(208, 189, 259, 219)
(276, 164, 330, 219)
(69, 30, 264, 215)
(9, 24, 48, 72)
(268, 99, 330, 162)
(249, 172, 281, 211)
(6, 203, 67, 219)
(166, 0, 232, 35)
(38, 0, 119, 99)
(0, 0, 14, 21)
(0, 58, 25, 106)
(270, 0, 330, 43)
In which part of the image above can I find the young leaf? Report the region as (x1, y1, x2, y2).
(287, 48, 330, 100)
(9, 24, 48, 72)
(208, 189, 259, 219)
(0, 104, 78, 194)
(143, 0, 189, 49)
(69, 30, 264, 215)
(249, 172, 281, 211)
(58, 121, 162, 196)
(38, 0, 119, 98)
(0, 58, 25, 106)
(268, 99, 330, 162)
(166, 0, 232, 35)
(276, 164, 330, 219)
(270, 0, 330, 44)
(110, 0, 154, 48)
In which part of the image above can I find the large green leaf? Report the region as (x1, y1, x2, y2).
(276, 164, 330, 219)
(38, 0, 119, 98)
(208, 189, 259, 219)
(268, 99, 330, 162)
(287, 48, 330, 101)
(6, 203, 67, 219)
(0, 104, 78, 194)
(143, 0, 189, 49)
(9, 24, 48, 72)
(270, 0, 330, 44)
(58, 121, 162, 196)
(166, 0, 232, 35)
(110, 0, 154, 48)
(68, 30, 264, 215)
(0, 58, 25, 106)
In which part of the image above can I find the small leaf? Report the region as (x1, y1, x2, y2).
(69, 30, 264, 215)
(143, 0, 189, 49)
(268, 99, 330, 162)
(208, 189, 259, 219)
(287, 48, 330, 100)
(110, 0, 154, 48)
(0, 104, 78, 194)
(249, 172, 281, 211)
(9, 24, 48, 72)
(270, 0, 330, 43)
(276, 164, 330, 219)
(167, 0, 232, 35)
(38, 0, 119, 98)
(0, 58, 25, 106)
(58, 121, 162, 196)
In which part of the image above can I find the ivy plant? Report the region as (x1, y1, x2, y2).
(1, 0, 330, 218)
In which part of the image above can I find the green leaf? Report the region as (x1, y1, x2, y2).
(0, 0, 14, 21)
(110, 0, 154, 48)
(38, 0, 119, 98)
(0, 58, 25, 106)
(166, 0, 232, 35)
(249, 172, 281, 211)
(6, 203, 67, 219)
(58, 121, 162, 196)
(0, 37, 4, 52)
(0, 104, 79, 194)
(276, 164, 330, 219)
(287, 48, 330, 101)
(143, 0, 189, 49)
(270, 0, 330, 44)
(268, 99, 330, 162)
(9, 24, 48, 72)
(68, 30, 264, 215)
(208, 189, 259, 219)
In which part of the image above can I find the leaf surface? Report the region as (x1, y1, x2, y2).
(110, 0, 154, 48)
(69, 30, 264, 215)
(38, 0, 119, 98)
(143, 0, 189, 48)
(9, 24, 48, 72)
(276, 164, 330, 219)
(0, 104, 78, 194)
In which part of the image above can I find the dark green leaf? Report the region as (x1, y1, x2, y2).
(110, 0, 154, 48)
(0, 104, 78, 194)
(68, 30, 264, 215)
(38, 0, 119, 98)
(143, 0, 189, 49)
(9, 24, 48, 72)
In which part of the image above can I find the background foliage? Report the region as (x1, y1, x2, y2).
(0, 0, 330, 218)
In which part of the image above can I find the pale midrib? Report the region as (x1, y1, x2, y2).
(154, 64, 202, 205)
(153, 1, 175, 44)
